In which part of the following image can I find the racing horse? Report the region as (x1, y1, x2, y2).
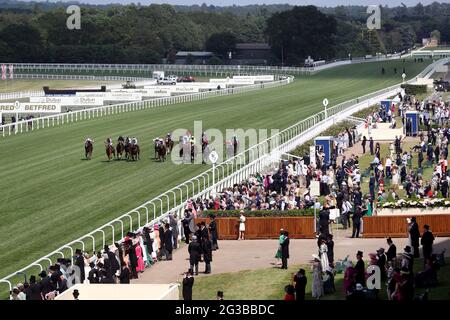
(106, 144, 115, 161)
(129, 143, 140, 161)
(84, 140, 93, 160)
(124, 138, 131, 160)
(156, 142, 167, 162)
(165, 136, 174, 155)
(116, 141, 125, 160)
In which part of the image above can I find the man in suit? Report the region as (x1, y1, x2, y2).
(409, 217, 420, 258)
(421, 224, 435, 265)
(188, 235, 201, 275)
(386, 237, 397, 262)
(369, 137, 374, 155)
(104, 245, 119, 278)
(182, 210, 196, 244)
(182, 269, 194, 300)
(355, 251, 365, 286)
(202, 237, 213, 274)
(169, 213, 179, 249)
(293, 268, 307, 301)
(38, 270, 54, 300)
(209, 214, 219, 250)
(25, 275, 42, 300)
(74, 249, 85, 283)
(164, 223, 174, 260)
(351, 206, 363, 238)
(280, 230, 290, 269)
(318, 207, 330, 236)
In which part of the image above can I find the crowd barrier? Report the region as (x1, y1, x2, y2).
(0, 58, 446, 295)
(363, 214, 450, 238)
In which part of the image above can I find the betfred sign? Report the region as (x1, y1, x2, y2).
(0, 101, 61, 113)
(30, 96, 104, 106)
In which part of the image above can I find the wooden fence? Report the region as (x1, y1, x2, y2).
(196, 217, 315, 239)
(363, 214, 450, 238)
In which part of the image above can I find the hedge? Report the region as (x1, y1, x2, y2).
(198, 209, 316, 218)
(401, 84, 427, 95)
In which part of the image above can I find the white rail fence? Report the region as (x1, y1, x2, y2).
(0, 76, 293, 137)
(12, 74, 152, 82)
(0, 58, 444, 294)
(6, 54, 403, 77)
(0, 90, 44, 101)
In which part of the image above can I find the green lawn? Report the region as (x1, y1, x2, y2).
(188, 258, 450, 300)
(0, 59, 432, 285)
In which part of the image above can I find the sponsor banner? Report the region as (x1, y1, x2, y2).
(228, 79, 255, 85)
(0, 101, 61, 113)
(30, 96, 104, 106)
(171, 86, 199, 93)
(104, 92, 142, 101)
(233, 75, 274, 82)
(76, 92, 142, 101)
(209, 78, 229, 83)
(144, 89, 172, 97)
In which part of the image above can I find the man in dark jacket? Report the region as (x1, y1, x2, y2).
(326, 234, 334, 265)
(209, 215, 219, 250)
(386, 237, 397, 262)
(293, 269, 307, 301)
(164, 223, 174, 260)
(351, 206, 363, 238)
(355, 251, 365, 286)
(376, 248, 387, 281)
(182, 269, 194, 300)
(104, 245, 120, 278)
(188, 236, 201, 275)
(280, 231, 290, 269)
(38, 270, 54, 300)
(25, 275, 42, 300)
(421, 224, 435, 265)
(369, 137, 374, 155)
(74, 249, 85, 283)
(318, 208, 330, 236)
(202, 237, 213, 274)
(409, 217, 420, 258)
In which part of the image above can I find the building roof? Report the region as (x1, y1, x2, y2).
(235, 43, 271, 50)
(175, 51, 214, 57)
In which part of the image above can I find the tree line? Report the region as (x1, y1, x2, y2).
(0, 1, 449, 65)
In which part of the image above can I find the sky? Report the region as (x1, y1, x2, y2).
(18, 0, 450, 7)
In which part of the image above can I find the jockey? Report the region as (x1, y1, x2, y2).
(132, 137, 138, 145)
(85, 138, 93, 145)
(118, 136, 124, 143)
(166, 132, 172, 141)
(106, 137, 113, 147)
(190, 135, 196, 145)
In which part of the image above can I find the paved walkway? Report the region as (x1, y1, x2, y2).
(132, 237, 450, 285)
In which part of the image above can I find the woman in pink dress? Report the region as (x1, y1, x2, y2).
(343, 261, 356, 294)
(135, 242, 145, 273)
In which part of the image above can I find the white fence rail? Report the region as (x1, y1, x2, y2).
(0, 90, 44, 101)
(0, 58, 444, 295)
(0, 76, 293, 137)
(12, 74, 152, 82)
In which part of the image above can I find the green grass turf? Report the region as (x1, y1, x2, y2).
(0, 59, 433, 283)
(188, 258, 450, 300)
(0, 79, 119, 93)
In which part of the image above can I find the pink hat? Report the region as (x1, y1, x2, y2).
(153, 224, 159, 230)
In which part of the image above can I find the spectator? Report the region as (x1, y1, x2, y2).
(421, 224, 435, 266)
(280, 230, 290, 269)
(188, 235, 201, 275)
(409, 217, 420, 258)
(119, 262, 131, 284)
(386, 237, 397, 262)
(182, 269, 194, 300)
(355, 251, 365, 286)
(293, 268, 307, 301)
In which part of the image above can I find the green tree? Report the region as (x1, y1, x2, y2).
(205, 32, 237, 57)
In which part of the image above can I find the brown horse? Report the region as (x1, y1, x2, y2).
(106, 144, 115, 161)
(156, 143, 166, 162)
(129, 144, 140, 161)
(165, 136, 174, 154)
(116, 141, 125, 160)
(85, 141, 93, 160)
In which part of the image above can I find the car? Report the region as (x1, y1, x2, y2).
(177, 76, 195, 82)
(157, 77, 177, 85)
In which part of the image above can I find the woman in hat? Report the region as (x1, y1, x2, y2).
(238, 211, 246, 240)
(274, 229, 286, 266)
(343, 260, 356, 294)
(311, 254, 324, 299)
(319, 238, 329, 271)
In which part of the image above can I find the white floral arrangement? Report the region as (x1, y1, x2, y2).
(381, 198, 450, 209)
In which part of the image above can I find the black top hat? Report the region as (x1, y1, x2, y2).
(404, 245, 411, 252)
(357, 250, 363, 256)
(411, 217, 416, 222)
(29, 275, 36, 283)
(209, 214, 216, 219)
(424, 224, 430, 230)
(75, 249, 82, 255)
(38, 271, 47, 278)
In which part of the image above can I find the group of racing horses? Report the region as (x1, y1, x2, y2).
(84, 135, 174, 162)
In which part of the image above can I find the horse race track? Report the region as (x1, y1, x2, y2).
(0, 59, 432, 280)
